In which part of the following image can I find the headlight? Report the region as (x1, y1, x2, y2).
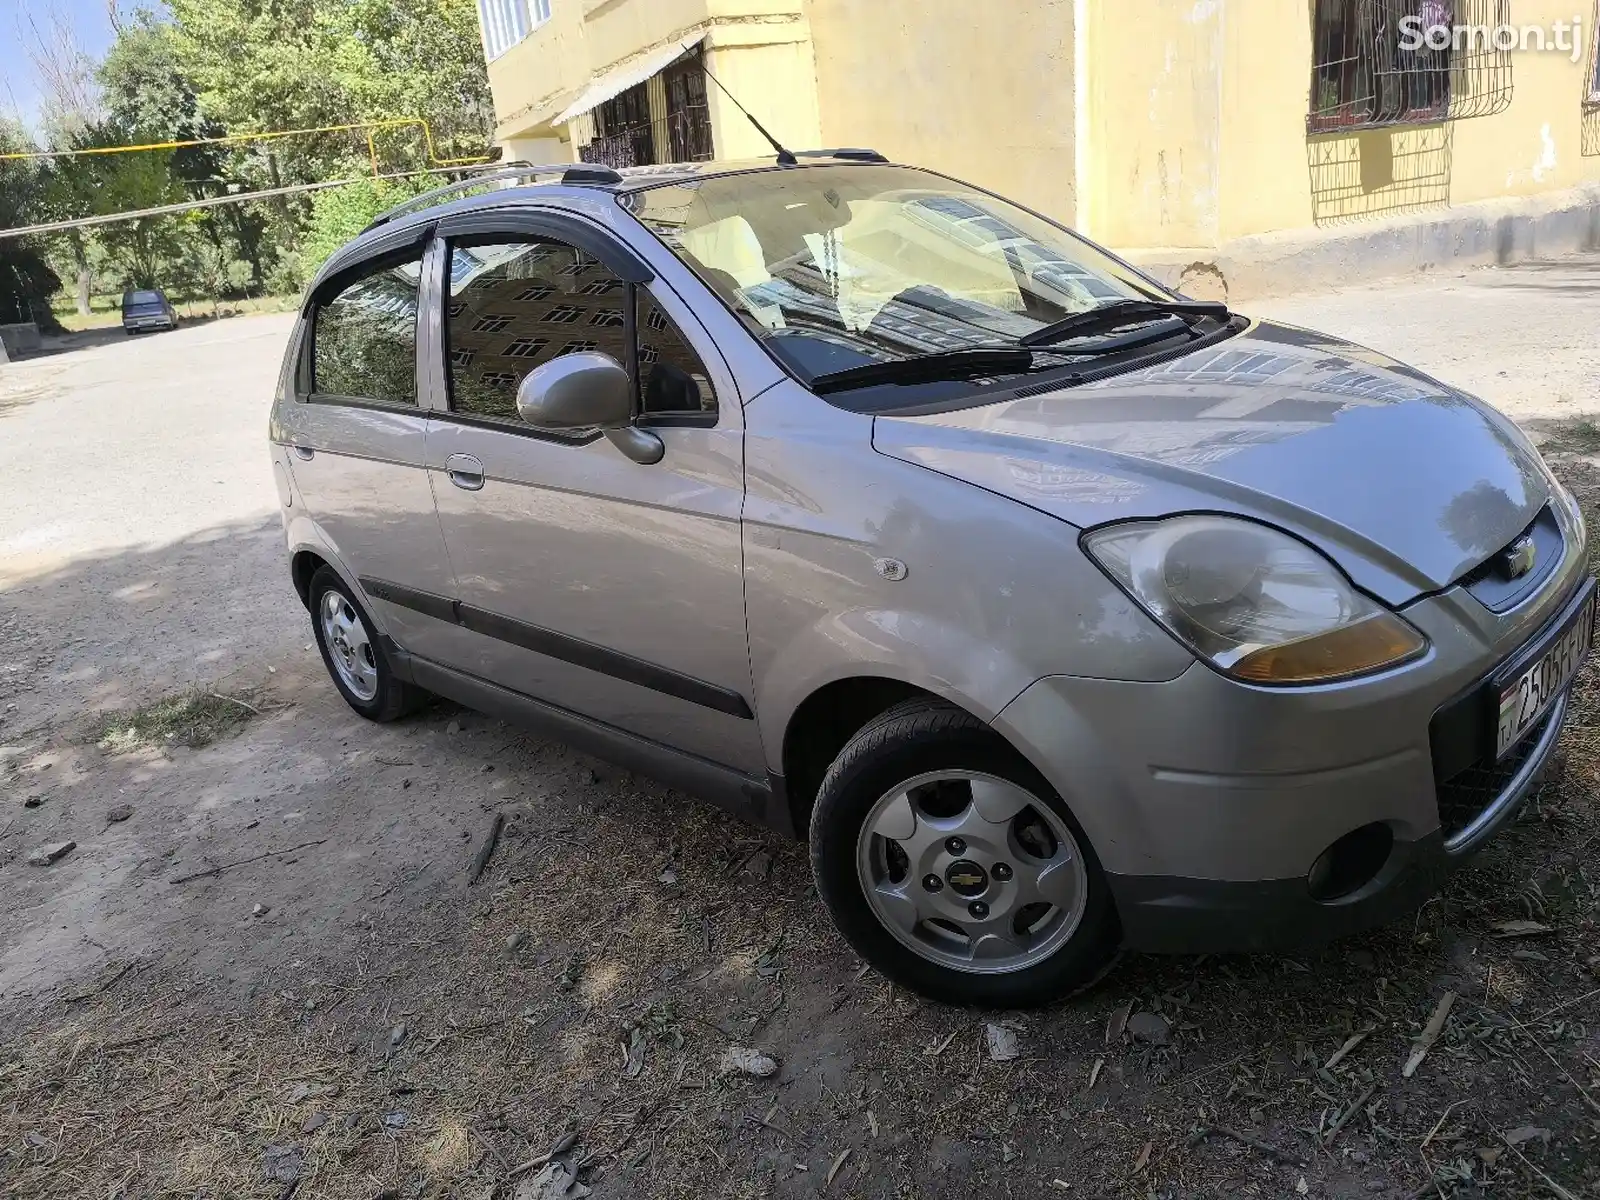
(1083, 515, 1427, 684)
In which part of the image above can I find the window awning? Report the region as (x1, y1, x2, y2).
(551, 38, 703, 128)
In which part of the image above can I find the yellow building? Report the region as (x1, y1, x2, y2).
(475, 0, 1600, 293)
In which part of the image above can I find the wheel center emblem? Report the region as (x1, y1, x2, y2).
(945, 860, 988, 897)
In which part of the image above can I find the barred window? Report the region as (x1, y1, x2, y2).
(1308, 0, 1513, 132)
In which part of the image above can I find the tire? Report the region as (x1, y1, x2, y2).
(810, 698, 1120, 1007)
(308, 565, 425, 721)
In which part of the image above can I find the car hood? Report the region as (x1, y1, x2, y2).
(872, 319, 1554, 605)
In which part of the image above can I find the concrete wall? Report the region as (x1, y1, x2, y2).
(806, 0, 1077, 221)
(481, 0, 1600, 266)
(1079, 0, 1221, 248)
(702, 25, 822, 160)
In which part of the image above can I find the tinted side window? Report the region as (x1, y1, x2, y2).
(445, 240, 627, 423)
(637, 291, 717, 418)
(312, 255, 422, 405)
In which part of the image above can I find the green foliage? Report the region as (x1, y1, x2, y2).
(298, 175, 434, 280)
(8, 0, 492, 314)
(0, 120, 63, 326)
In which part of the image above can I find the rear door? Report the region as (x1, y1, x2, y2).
(274, 232, 460, 661)
(419, 211, 762, 774)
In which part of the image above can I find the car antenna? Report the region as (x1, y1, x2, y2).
(691, 42, 797, 165)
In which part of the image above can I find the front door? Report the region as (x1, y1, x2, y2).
(276, 238, 459, 662)
(421, 222, 762, 775)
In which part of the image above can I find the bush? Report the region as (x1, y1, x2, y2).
(298, 175, 438, 279)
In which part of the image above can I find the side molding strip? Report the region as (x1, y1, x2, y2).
(360, 578, 754, 720)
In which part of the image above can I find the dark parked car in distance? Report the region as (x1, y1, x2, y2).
(122, 288, 179, 335)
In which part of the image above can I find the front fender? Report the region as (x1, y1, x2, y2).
(753, 606, 1041, 775)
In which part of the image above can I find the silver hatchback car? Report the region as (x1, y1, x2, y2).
(270, 153, 1592, 1006)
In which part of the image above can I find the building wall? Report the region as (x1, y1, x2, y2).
(487, 0, 589, 143)
(700, 26, 822, 160)
(1079, 0, 1222, 249)
(481, 0, 1600, 253)
(805, 0, 1077, 222)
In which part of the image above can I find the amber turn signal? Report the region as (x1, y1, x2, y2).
(1231, 613, 1427, 685)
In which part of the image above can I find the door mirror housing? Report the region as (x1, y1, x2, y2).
(514, 350, 664, 465)
(516, 352, 634, 431)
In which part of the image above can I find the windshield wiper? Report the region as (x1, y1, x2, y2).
(1019, 299, 1230, 349)
(807, 348, 1034, 395)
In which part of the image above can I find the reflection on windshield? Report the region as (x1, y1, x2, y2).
(620, 165, 1164, 382)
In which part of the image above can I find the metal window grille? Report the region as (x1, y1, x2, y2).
(542, 305, 581, 324)
(578, 63, 714, 168)
(1308, 0, 1514, 133)
(472, 315, 511, 333)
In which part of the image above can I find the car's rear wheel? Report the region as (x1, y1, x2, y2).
(308, 566, 424, 721)
(810, 698, 1120, 1007)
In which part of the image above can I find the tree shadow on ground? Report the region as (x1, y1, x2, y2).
(3, 513, 1600, 1198)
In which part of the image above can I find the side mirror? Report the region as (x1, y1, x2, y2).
(515, 352, 665, 464)
(515, 351, 633, 430)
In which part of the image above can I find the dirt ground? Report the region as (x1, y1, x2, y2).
(5, 260, 1600, 1199)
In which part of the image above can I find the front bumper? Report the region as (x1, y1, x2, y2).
(992, 532, 1589, 955)
(1110, 689, 1568, 953)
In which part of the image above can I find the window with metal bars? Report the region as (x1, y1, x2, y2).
(588, 83, 655, 168)
(1308, 0, 1514, 132)
(664, 59, 714, 163)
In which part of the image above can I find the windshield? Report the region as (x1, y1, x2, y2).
(124, 291, 162, 307)
(620, 164, 1183, 403)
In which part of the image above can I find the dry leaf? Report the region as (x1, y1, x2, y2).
(1492, 920, 1553, 938)
(866, 1110, 878, 1138)
(1106, 999, 1133, 1044)
(926, 1030, 958, 1057)
(1132, 1141, 1152, 1174)
(1505, 1125, 1553, 1146)
(826, 1148, 852, 1188)
(1323, 1028, 1371, 1071)
(1087, 1056, 1104, 1091)
(1402, 991, 1456, 1079)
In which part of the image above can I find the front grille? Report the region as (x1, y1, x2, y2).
(1434, 708, 1555, 840)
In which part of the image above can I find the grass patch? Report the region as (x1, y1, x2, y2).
(1544, 416, 1600, 454)
(91, 689, 263, 753)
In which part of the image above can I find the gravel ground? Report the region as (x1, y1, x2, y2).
(3, 261, 1600, 1199)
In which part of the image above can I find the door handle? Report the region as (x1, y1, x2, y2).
(445, 453, 485, 491)
(292, 444, 315, 460)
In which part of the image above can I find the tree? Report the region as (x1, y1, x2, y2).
(0, 119, 65, 329)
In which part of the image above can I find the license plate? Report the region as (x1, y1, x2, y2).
(1495, 585, 1596, 759)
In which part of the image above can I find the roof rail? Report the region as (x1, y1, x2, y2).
(794, 148, 889, 163)
(363, 162, 622, 231)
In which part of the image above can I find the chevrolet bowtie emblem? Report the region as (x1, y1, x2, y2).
(1503, 535, 1537, 581)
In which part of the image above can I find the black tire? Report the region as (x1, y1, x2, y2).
(308, 566, 425, 722)
(810, 698, 1121, 1007)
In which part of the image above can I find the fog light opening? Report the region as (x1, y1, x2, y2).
(1307, 823, 1394, 902)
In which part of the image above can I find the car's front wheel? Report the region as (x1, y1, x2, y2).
(308, 566, 424, 721)
(810, 698, 1120, 1007)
